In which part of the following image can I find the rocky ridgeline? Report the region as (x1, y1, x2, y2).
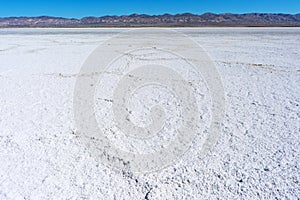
(1, 13, 300, 27)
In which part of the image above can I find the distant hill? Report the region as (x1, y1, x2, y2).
(1, 13, 300, 27)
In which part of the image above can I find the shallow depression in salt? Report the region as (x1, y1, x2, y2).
(0, 28, 299, 199)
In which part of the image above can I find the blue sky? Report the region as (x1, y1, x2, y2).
(1, 0, 300, 18)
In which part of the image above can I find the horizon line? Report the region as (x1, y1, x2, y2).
(1, 12, 300, 19)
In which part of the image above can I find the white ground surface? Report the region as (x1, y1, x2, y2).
(0, 28, 299, 199)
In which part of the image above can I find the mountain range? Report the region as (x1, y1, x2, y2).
(1, 13, 300, 27)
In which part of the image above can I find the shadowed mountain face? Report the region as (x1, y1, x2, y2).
(1, 13, 300, 27)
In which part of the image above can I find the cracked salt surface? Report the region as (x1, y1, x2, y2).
(0, 28, 299, 199)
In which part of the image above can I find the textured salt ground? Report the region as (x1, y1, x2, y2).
(0, 28, 299, 199)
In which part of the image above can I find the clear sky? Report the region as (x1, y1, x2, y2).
(1, 0, 300, 18)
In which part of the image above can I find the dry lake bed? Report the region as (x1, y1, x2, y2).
(0, 28, 299, 199)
